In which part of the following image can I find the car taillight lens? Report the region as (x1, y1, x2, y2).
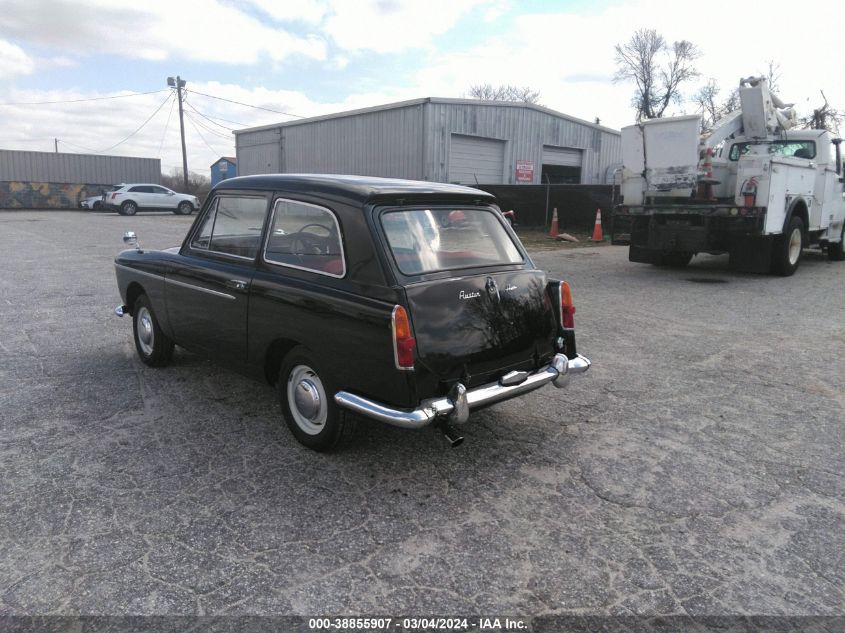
(392, 305, 416, 370)
(111, 192, 119, 199)
(560, 281, 575, 329)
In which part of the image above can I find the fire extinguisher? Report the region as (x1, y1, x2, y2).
(741, 177, 758, 207)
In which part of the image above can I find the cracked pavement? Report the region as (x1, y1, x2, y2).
(0, 210, 843, 620)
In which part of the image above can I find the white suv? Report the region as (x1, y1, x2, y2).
(105, 184, 200, 216)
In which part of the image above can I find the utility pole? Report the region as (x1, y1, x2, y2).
(54, 138, 58, 153)
(167, 75, 189, 191)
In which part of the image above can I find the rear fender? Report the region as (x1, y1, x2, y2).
(783, 198, 809, 242)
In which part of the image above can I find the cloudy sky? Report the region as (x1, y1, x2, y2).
(1, 0, 843, 175)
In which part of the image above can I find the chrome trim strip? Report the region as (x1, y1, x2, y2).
(334, 353, 591, 429)
(165, 277, 236, 301)
(115, 263, 163, 281)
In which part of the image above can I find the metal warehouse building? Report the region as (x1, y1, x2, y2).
(0, 149, 160, 209)
(234, 98, 621, 185)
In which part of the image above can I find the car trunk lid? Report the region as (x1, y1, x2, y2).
(405, 269, 556, 384)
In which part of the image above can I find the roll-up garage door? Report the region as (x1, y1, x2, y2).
(542, 146, 582, 167)
(542, 146, 583, 184)
(448, 134, 505, 185)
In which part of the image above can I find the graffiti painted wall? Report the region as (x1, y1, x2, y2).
(0, 182, 114, 209)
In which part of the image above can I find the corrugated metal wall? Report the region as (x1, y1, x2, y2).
(423, 102, 619, 184)
(0, 150, 160, 184)
(280, 105, 424, 178)
(235, 128, 282, 175)
(235, 100, 621, 185)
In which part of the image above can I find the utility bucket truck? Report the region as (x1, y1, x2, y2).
(612, 77, 845, 275)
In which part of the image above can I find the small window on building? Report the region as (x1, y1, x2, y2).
(191, 196, 267, 259)
(263, 199, 345, 277)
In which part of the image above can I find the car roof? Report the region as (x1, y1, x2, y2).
(210, 174, 495, 205)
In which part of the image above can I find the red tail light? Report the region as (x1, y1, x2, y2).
(111, 192, 119, 199)
(560, 281, 575, 329)
(392, 305, 416, 370)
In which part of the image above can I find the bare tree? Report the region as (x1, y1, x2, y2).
(614, 28, 700, 121)
(693, 78, 739, 129)
(763, 60, 781, 94)
(801, 90, 844, 132)
(162, 168, 212, 198)
(467, 84, 542, 104)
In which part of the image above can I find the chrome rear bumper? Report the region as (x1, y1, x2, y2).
(334, 353, 590, 430)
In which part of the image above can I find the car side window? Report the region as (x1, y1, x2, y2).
(190, 195, 268, 259)
(151, 186, 169, 194)
(264, 199, 345, 277)
(128, 186, 148, 193)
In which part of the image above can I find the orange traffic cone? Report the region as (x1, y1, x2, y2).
(592, 208, 603, 242)
(549, 207, 559, 238)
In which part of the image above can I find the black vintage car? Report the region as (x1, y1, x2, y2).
(113, 175, 590, 450)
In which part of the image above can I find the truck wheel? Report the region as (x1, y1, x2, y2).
(655, 252, 693, 267)
(827, 225, 845, 261)
(132, 294, 174, 367)
(772, 216, 804, 276)
(278, 347, 354, 451)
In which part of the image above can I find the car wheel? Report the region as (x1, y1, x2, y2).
(827, 224, 845, 261)
(93, 201, 102, 211)
(132, 294, 174, 367)
(120, 200, 138, 216)
(655, 252, 693, 267)
(175, 201, 193, 215)
(278, 346, 353, 451)
(772, 216, 804, 276)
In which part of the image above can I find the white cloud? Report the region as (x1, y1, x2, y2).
(0, 0, 328, 65)
(404, 0, 845, 130)
(3, 0, 845, 177)
(324, 0, 486, 53)
(0, 39, 35, 79)
(246, 0, 329, 23)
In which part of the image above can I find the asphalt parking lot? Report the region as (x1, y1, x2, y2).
(1, 210, 843, 627)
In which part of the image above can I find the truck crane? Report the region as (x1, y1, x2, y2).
(612, 77, 845, 275)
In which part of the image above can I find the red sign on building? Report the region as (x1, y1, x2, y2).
(515, 160, 534, 183)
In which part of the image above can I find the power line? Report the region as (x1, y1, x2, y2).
(184, 111, 236, 141)
(158, 94, 177, 155)
(56, 139, 101, 153)
(185, 111, 232, 156)
(186, 88, 305, 118)
(0, 89, 170, 107)
(183, 99, 234, 130)
(96, 92, 174, 153)
(182, 103, 248, 128)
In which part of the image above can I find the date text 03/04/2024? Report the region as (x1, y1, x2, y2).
(307, 617, 527, 630)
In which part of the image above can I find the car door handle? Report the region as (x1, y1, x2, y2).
(226, 279, 249, 291)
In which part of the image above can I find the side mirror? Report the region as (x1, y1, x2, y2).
(167, 192, 175, 196)
(123, 231, 141, 251)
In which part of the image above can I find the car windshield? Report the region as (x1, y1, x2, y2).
(380, 208, 523, 275)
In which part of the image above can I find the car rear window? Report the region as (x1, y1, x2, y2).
(381, 208, 523, 275)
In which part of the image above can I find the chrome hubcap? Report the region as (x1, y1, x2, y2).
(136, 307, 154, 355)
(788, 227, 802, 266)
(294, 379, 322, 420)
(287, 365, 327, 435)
